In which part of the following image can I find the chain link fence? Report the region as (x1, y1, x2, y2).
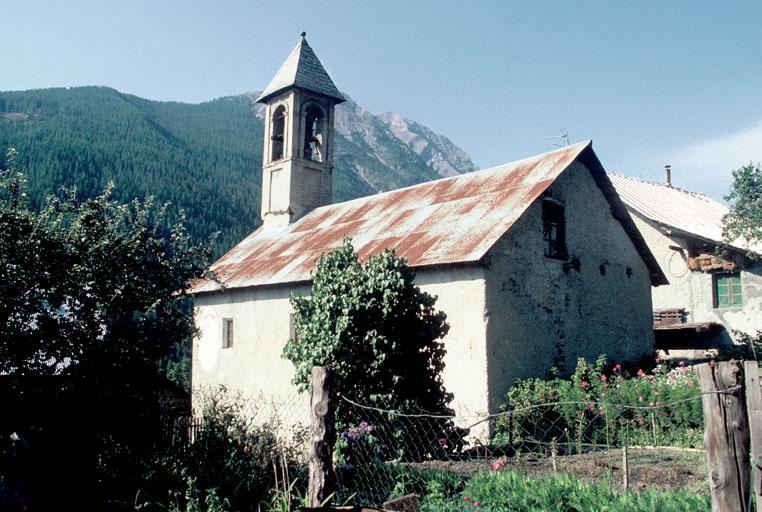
(166, 379, 735, 510)
(334, 394, 709, 507)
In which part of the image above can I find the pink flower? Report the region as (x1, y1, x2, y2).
(491, 459, 506, 471)
(687, 380, 694, 387)
(637, 369, 645, 377)
(473, 501, 481, 507)
(599, 409, 606, 417)
(655, 355, 663, 363)
(614, 364, 622, 371)
(600, 375, 607, 382)
(464, 496, 471, 502)
(580, 381, 589, 388)
(588, 402, 595, 411)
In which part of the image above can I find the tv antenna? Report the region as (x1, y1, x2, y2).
(543, 128, 570, 147)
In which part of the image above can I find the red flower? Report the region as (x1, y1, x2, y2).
(580, 381, 589, 388)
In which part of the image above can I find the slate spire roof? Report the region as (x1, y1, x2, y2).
(256, 33, 345, 104)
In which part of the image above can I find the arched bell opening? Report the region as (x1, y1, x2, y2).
(270, 105, 287, 162)
(303, 105, 325, 162)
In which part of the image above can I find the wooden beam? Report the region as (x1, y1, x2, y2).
(745, 361, 762, 512)
(696, 361, 751, 512)
(309, 366, 337, 508)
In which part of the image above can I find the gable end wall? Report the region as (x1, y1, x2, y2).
(483, 161, 654, 412)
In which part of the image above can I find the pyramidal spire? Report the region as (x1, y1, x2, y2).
(256, 33, 345, 104)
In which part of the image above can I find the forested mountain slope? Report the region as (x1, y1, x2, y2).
(0, 87, 476, 255)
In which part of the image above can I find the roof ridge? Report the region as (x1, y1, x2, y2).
(301, 140, 593, 216)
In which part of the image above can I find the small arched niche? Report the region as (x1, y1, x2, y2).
(270, 105, 287, 162)
(303, 105, 325, 162)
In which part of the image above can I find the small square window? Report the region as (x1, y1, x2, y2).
(222, 318, 234, 348)
(542, 200, 567, 260)
(289, 313, 297, 341)
(714, 273, 742, 308)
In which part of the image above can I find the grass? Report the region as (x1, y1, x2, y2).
(420, 470, 710, 512)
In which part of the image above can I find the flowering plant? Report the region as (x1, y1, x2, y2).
(340, 421, 374, 444)
(495, 355, 703, 450)
(336, 421, 379, 467)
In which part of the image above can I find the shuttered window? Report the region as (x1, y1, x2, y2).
(542, 199, 567, 260)
(714, 273, 742, 308)
(222, 318, 234, 348)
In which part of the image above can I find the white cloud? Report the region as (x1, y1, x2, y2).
(668, 120, 762, 197)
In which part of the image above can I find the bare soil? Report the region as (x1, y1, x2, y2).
(407, 447, 708, 494)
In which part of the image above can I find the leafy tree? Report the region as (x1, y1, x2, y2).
(283, 238, 454, 453)
(723, 162, 762, 255)
(719, 163, 762, 361)
(0, 149, 212, 505)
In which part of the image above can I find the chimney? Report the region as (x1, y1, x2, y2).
(664, 165, 672, 187)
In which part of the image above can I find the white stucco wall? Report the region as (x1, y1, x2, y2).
(192, 284, 312, 427)
(415, 267, 490, 419)
(192, 268, 490, 431)
(483, 162, 655, 412)
(630, 212, 762, 339)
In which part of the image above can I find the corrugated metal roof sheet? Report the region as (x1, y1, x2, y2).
(608, 173, 759, 252)
(192, 142, 596, 293)
(256, 35, 345, 104)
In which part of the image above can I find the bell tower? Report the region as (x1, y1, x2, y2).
(256, 32, 345, 229)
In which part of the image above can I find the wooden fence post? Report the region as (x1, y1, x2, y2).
(309, 366, 337, 507)
(622, 445, 629, 493)
(696, 361, 751, 512)
(744, 361, 762, 512)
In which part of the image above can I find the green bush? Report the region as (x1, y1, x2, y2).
(141, 389, 302, 512)
(494, 356, 703, 451)
(283, 238, 457, 461)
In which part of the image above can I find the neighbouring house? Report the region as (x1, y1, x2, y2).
(609, 170, 762, 356)
(190, 34, 667, 429)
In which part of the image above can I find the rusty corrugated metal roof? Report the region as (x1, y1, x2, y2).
(192, 141, 666, 293)
(608, 173, 760, 253)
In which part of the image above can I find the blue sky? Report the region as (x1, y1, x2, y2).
(3, 1, 761, 199)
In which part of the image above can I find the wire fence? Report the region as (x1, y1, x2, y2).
(161, 384, 748, 509)
(160, 391, 314, 505)
(333, 393, 714, 507)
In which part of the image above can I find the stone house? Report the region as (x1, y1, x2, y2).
(190, 35, 666, 423)
(609, 171, 762, 353)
